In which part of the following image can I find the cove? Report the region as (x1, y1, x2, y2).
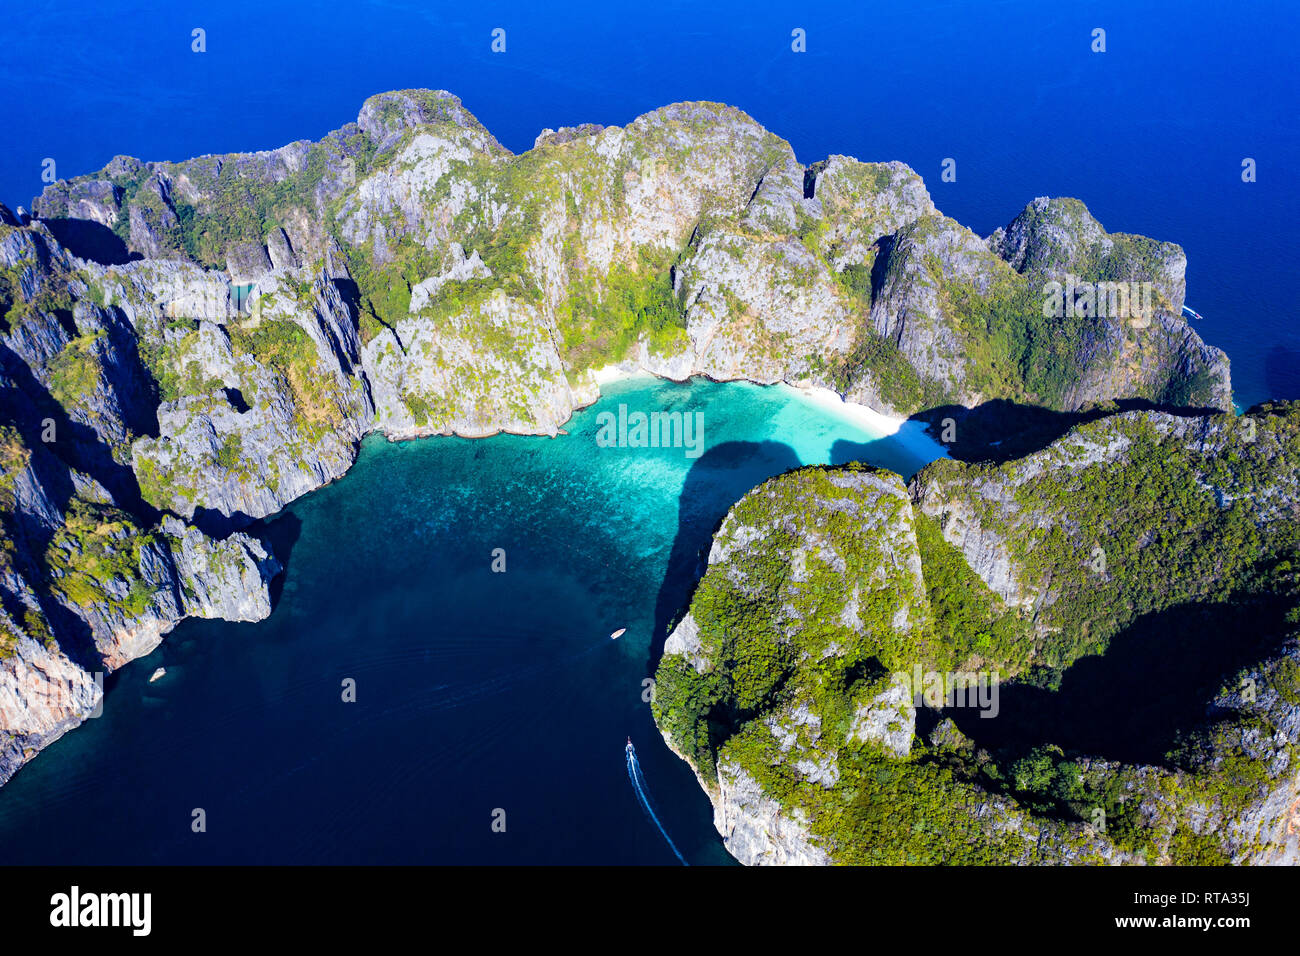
(0, 377, 945, 864)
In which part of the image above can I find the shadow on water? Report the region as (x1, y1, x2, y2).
(940, 594, 1291, 767)
(252, 511, 303, 611)
(189, 505, 260, 538)
(830, 436, 889, 466)
(909, 397, 1223, 466)
(649, 440, 800, 668)
(829, 436, 931, 481)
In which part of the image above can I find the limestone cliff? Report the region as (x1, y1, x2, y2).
(654, 405, 1300, 865)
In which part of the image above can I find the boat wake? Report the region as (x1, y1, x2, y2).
(625, 739, 688, 865)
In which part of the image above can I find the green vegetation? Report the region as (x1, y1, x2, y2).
(338, 116, 696, 366)
(174, 139, 375, 269)
(0, 426, 31, 658)
(20, 607, 55, 653)
(559, 253, 687, 370)
(97, 128, 378, 269)
(227, 318, 341, 440)
(399, 392, 441, 428)
(340, 241, 425, 343)
(1093, 233, 1178, 287)
(923, 407, 1300, 672)
(725, 724, 1045, 864)
(0, 619, 20, 659)
(651, 463, 1063, 863)
(0, 425, 29, 508)
(829, 263, 952, 413)
(47, 330, 106, 408)
(833, 263, 873, 303)
(44, 499, 158, 618)
(135, 455, 199, 511)
(0, 254, 76, 336)
(340, 236, 525, 345)
(137, 323, 220, 403)
(0, 262, 17, 334)
(838, 328, 951, 414)
(655, 405, 1300, 863)
(654, 465, 932, 779)
(1160, 363, 1220, 409)
(942, 272, 1098, 409)
(914, 512, 1031, 674)
(214, 432, 243, 470)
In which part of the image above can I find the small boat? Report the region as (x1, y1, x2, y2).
(610, 627, 626, 640)
(626, 737, 634, 753)
(1182, 305, 1204, 321)
(148, 667, 166, 683)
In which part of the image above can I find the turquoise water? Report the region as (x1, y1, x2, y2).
(0, 377, 943, 864)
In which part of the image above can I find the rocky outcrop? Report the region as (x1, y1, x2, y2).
(0, 613, 103, 790)
(0, 247, 283, 788)
(655, 405, 1300, 864)
(987, 197, 1229, 410)
(653, 464, 1131, 864)
(711, 759, 833, 866)
(911, 405, 1300, 619)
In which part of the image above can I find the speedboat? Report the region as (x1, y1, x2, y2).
(1182, 304, 1204, 321)
(610, 627, 627, 640)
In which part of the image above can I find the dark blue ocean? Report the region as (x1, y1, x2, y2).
(0, 1, 1296, 864)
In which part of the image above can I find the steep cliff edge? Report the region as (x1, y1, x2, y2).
(654, 404, 1300, 864)
(1, 89, 1237, 789)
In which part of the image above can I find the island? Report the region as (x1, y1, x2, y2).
(4, 91, 1284, 868)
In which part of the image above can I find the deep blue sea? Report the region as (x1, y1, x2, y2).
(1, 0, 1297, 864)
(0, 378, 943, 863)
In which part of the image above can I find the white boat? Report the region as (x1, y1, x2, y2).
(610, 627, 626, 640)
(148, 667, 166, 683)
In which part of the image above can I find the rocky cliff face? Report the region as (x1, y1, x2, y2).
(0, 231, 282, 787)
(986, 197, 1230, 411)
(0, 89, 1240, 791)
(654, 405, 1300, 865)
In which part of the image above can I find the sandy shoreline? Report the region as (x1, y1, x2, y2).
(589, 364, 635, 386)
(783, 383, 951, 463)
(587, 365, 951, 464)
